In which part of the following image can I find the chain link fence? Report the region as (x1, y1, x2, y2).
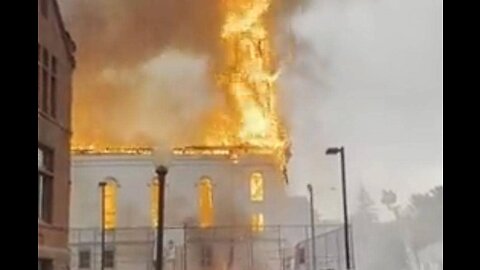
(69, 224, 352, 270)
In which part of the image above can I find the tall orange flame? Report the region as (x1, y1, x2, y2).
(203, 0, 289, 169)
(72, 0, 290, 172)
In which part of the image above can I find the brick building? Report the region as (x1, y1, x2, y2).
(38, 0, 76, 269)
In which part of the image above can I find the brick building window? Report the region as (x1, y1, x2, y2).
(42, 69, 48, 111)
(42, 48, 49, 70)
(38, 144, 54, 223)
(38, 45, 58, 118)
(40, 48, 49, 113)
(50, 77, 57, 117)
(38, 258, 53, 270)
(79, 249, 91, 268)
(50, 56, 57, 117)
(38, 44, 41, 108)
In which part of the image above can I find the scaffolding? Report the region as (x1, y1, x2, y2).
(69, 224, 349, 270)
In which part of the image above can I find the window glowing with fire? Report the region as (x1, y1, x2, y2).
(251, 213, 265, 232)
(198, 177, 214, 228)
(250, 172, 264, 202)
(150, 177, 159, 228)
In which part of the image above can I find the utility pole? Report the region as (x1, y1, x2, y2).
(340, 148, 352, 270)
(307, 184, 317, 270)
(155, 165, 168, 270)
(326, 146, 352, 269)
(98, 181, 107, 270)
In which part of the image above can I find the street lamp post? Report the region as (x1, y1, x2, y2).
(307, 184, 317, 270)
(98, 181, 107, 270)
(99, 178, 119, 270)
(155, 165, 168, 270)
(326, 146, 352, 270)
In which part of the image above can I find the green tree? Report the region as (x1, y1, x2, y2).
(407, 186, 443, 251)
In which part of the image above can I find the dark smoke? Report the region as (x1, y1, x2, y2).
(58, 0, 310, 147)
(62, 0, 220, 69)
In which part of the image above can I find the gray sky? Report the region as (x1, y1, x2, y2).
(281, 0, 443, 221)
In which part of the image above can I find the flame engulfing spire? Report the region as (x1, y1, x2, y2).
(70, 0, 291, 172)
(203, 0, 290, 169)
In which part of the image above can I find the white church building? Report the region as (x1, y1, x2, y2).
(69, 147, 313, 270)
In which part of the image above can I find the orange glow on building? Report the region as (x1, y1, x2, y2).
(198, 177, 214, 228)
(103, 181, 117, 230)
(250, 172, 264, 202)
(251, 213, 264, 232)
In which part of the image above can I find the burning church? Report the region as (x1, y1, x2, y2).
(69, 146, 311, 270)
(69, 0, 315, 269)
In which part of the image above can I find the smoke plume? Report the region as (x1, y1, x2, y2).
(59, 0, 309, 148)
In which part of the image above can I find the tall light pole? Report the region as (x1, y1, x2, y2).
(99, 178, 119, 270)
(307, 184, 317, 270)
(326, 146, 352, 270)
(98, 181, 107, 270)
(155, 165, 168, 270)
